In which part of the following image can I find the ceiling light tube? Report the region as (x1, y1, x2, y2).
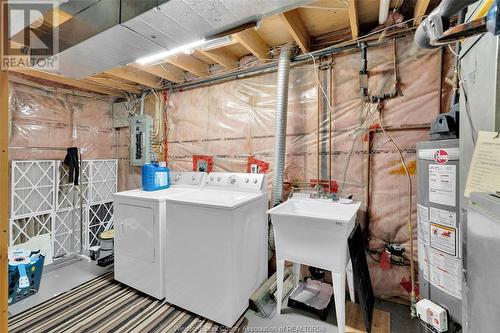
(136, 38, 207, 65)
(201, 36, 234, 51)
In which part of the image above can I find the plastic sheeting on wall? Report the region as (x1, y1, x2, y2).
(9, 82, 116, 161)
(8, 81, 117, 265)
(166, 36, 447, 300)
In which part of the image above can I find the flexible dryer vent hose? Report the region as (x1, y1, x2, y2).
(271, 44, 293, 208)
(269, 44, 293, 254)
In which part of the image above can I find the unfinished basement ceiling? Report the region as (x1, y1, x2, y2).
(11, 0, 441, 97)
(26, 0, 310, 78)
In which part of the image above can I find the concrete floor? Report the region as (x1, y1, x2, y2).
(9, 260, 418, 333)
(8, 256, 112, 317)
(244, 295, 419, 333)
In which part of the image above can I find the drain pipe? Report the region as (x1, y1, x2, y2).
(271, 44, 293, 208)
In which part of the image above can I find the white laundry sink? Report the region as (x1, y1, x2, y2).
(268, 198, 361, 272)
(268, 198, 361, 333)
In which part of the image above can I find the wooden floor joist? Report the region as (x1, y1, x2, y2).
(347, 0, 359, 40)
(233, 29, 270, 59)
(197, 49, 238, 70)
(413, 0, 431, 26)
(166, 54, 209, 77)
(280, 9, 310, 53)
(106, 66, 163, 89)
(1, 0, 9, 329)
(12, 69, 124, 97)
(87, 76, 143, 94)
(130, 63, 185, 83)
(0, 68, 8, 333)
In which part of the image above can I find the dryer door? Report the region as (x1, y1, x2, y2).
(118, 204, 155, 262)
(114, 197, 164, 299)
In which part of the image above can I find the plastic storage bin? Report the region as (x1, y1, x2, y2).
(8, 253, 45, 305)
(142, 162, 170, 191)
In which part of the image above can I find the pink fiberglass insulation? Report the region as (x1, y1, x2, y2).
(8, 81, 116, 161)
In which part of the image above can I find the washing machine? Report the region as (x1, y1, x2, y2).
(113, 171, 206, 299)
(164, 172, 268, 327)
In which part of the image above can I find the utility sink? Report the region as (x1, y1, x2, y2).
(267, 198, 361, 275)
(268, 197, 361, 333)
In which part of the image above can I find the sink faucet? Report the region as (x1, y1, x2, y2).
(309, 184, 340, 201)
(310, 184, 324, 199)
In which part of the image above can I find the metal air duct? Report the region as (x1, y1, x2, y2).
(19, 0, 309, 78)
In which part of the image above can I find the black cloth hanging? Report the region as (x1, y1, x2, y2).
(63, 147, 79, 185)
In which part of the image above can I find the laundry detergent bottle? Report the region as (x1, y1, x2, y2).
(142, 162, 170, 191)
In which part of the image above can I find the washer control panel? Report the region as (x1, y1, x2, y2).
(170, 171, 206, 186)
(205, 172, 266, 192)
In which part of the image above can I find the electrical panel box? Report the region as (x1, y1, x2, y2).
(129, 114, 153, 166)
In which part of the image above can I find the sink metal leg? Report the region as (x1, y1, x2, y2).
(333, 271, 346, 333)
(276, 259, 285, 315)
(347, 259, 355, 303)
(292, 262, 300, 287)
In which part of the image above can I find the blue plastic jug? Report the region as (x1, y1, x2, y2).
(142, 162, 170, 191)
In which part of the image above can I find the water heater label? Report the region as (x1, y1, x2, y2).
(433, 149, 449, 164)
(429, 164, 456, 207)
(430, 223, 457, 256)
(430, 207, 456, 228)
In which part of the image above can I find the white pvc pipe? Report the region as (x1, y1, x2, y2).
(379, 0, 390, 24)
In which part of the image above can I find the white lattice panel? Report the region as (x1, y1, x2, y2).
(11, 161, 55, 218)
(10, 213, 52, 246)
(88, 202, 114, 248)
(90, 160, 117, 204)
(56, 160, 91, 210)
(53, 208, 87, 258)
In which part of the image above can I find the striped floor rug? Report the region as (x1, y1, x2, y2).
(9, 272, 248, 333)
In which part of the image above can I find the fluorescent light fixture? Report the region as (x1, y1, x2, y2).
(201, 36, 234, 51)
(136, 38, 207, 65)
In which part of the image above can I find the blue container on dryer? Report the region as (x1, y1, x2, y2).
(142, 162, 170, 191)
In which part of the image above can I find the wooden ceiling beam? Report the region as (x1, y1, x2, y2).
(413, 0, 431, 26)
(12, 69, 123, 96)
(130, 63, 185, 83)
(280, 9, 310, 53)
(87, 76, 143, 94)
(347, 0, 359, 39)
(166, 54, 209, 77)
(197, 48, 238, 69)
(106, 66, 163, 88)
(233, 29, 269, 59)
